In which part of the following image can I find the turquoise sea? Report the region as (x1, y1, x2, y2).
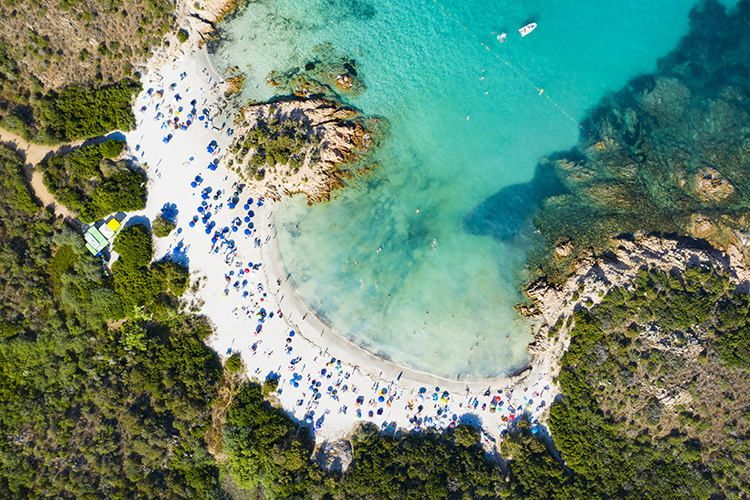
(210, 0, 738, 379)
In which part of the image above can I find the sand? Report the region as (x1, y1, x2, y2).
(115, 34, 560, 452)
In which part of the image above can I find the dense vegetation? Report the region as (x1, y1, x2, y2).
(42, 140, 146, 223)
(0, 145, 226, 498)
(36, 80, 141, 143)
(223, 383, 509, 500)
(0, 0, 174, 144)
(502, 264, 750, 499)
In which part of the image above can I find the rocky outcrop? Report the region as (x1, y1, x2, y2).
(314, 439, 353, 473)
(226, 98, 381, 204)
(525, 234, 750, 355)
(694, 168, 735, 203)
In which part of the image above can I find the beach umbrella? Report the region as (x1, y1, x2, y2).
(244, 229, 251, 235)
(244, 216, 250, 222)
(197, 206, 204, 212)
(378, 396, 385, 403)
(232, 226, 238, 232)
(243, 204, 250, 210)
(419, 387, 426, 394)
(188, 221, 195, 227)
(190, 181, 197, 188)
(248, 222, 254, 229)
(205, 228, 211, 234)
(531, 426, 539, 435)
(248, 210, 255, 217)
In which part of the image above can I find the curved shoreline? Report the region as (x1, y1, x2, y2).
(128, 6, 560, 446)
(259, 210, 539, 391)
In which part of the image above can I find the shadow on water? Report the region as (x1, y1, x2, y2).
(462, 163, 568, 242)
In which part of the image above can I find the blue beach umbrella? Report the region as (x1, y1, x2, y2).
(205, 228, 211, 234)
(243, 204, 250, 210)
(188, 221, 195, 227)
(232, 226, 238, 232)
(190, 181, 197, 188)
(244, 216, 250, 222)
(248, 210, 254, 217)
(244, 229, 251, 235)
(248, 222, 254, 229)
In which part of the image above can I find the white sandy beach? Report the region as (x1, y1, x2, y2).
(120, 39, 559, 450)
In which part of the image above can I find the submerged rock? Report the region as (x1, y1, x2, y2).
(469, 0, 750, 280)
(265, 43, 367, 99)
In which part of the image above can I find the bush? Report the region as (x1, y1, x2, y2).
(152, 215, 176, 238)
(226, 353, 243, 373)
(37, 79, 141, 144)
(42, 143, 146, 222)
(176, 29, 189, 43)
(150, 259, 189, 296)
(99, 139, 125, 158)
(114, 223, 153, 267)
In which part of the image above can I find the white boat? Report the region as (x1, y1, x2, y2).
(519, 23, 537, 37)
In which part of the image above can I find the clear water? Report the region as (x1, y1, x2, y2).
(211, 0, 738, 378)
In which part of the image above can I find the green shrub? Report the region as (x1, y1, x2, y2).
(0, 147, 36, 211)
(114, 223, 152, 267)
(150, 259, 189, 296)
(152, 215, 176, 238)
(176, 29, 189, 43)
(99, 139, 125, 158)
(42, 142, 146, 222)
(37, 79, 141, 144)
(226, 353, 243, 373)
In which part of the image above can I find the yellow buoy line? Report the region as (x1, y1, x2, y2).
(430, 0, 590, 135)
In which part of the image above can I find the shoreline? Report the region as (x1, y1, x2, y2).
(123, 40, 559, 448)
(114, 0, 561, 449)
(259, 213, 535, 389)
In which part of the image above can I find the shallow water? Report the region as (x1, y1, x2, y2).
(211, 0, 738, 378)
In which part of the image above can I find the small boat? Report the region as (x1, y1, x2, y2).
(519, 22, 537, 37)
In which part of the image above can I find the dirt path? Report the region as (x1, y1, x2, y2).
(0, 128, 84, 220)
